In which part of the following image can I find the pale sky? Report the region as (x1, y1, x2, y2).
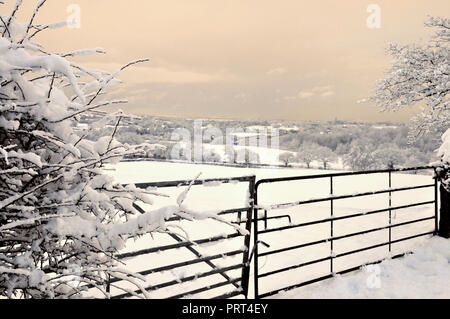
(6, 0, 450, 122)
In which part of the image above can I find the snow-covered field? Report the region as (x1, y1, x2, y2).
(102, 161, 439, 299)
(203, 143, 297, 167)
(202, 143, 344, 169)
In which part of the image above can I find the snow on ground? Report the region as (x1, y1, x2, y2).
(174, 139, 344, 168)
(107, 160, 338, 184)
(101, 161, 438, 299)
(203, 143, 297, 167)
(274, 237, 450, 299)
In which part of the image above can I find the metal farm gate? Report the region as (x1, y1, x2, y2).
(109, 175, 256, 299)
(110, 166, 441, 299)
(252, 166, 439, 298)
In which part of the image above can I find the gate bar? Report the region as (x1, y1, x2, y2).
(167, 278, 242, 299)
(254, 166, 436, 186)
(259, 216, 435, 257)
(112, 263, 245, 299)
(167, 232, 241, 291)
(257, 201, 435, 235)
(258, 230, 434, 279)
(258, 183, 434, 211)
(330, 176, 334, 274)
(133, 175, 256, 189)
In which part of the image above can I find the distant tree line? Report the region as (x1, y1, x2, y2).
(283, 124, 440, 170)
(78, 116, 441, 171)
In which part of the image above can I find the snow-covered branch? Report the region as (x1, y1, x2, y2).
(0, 0, 225, 299)
(365, 16, 449, 138)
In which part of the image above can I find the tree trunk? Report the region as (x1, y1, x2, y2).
(439, 185, 450, 238)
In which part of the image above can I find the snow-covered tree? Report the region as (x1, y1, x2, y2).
(203, 149, 222, 163)
(365, 15, 449, 185)
(234, 148, 259, 165)
(116, 131, 146, 147)
(297, 143, 319, 168)
(366, 16, 449, 139)
(145, 143, 168, 159)
(373, 147, 406, 169)
(314, 145, 336, 170)
(279, 152, 295, 167)
(0, 1, 244, 299)
(344, 141, 376, 171)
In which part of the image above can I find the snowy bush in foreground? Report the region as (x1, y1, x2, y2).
(0, 0, 243, 299)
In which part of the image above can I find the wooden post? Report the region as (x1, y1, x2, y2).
(439, 184, 450, 238)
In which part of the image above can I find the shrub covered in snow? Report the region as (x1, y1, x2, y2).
(0, 0, 240, 299)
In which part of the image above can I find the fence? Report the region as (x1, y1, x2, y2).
(110, 166, 442, 299)
(252, 166, 439, 298)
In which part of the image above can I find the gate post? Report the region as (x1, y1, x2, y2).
(253, 180, 259, 299)
(437, 167, 450, 238)
(241, 176, 255, 298)
(439, 184, 450, 238)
